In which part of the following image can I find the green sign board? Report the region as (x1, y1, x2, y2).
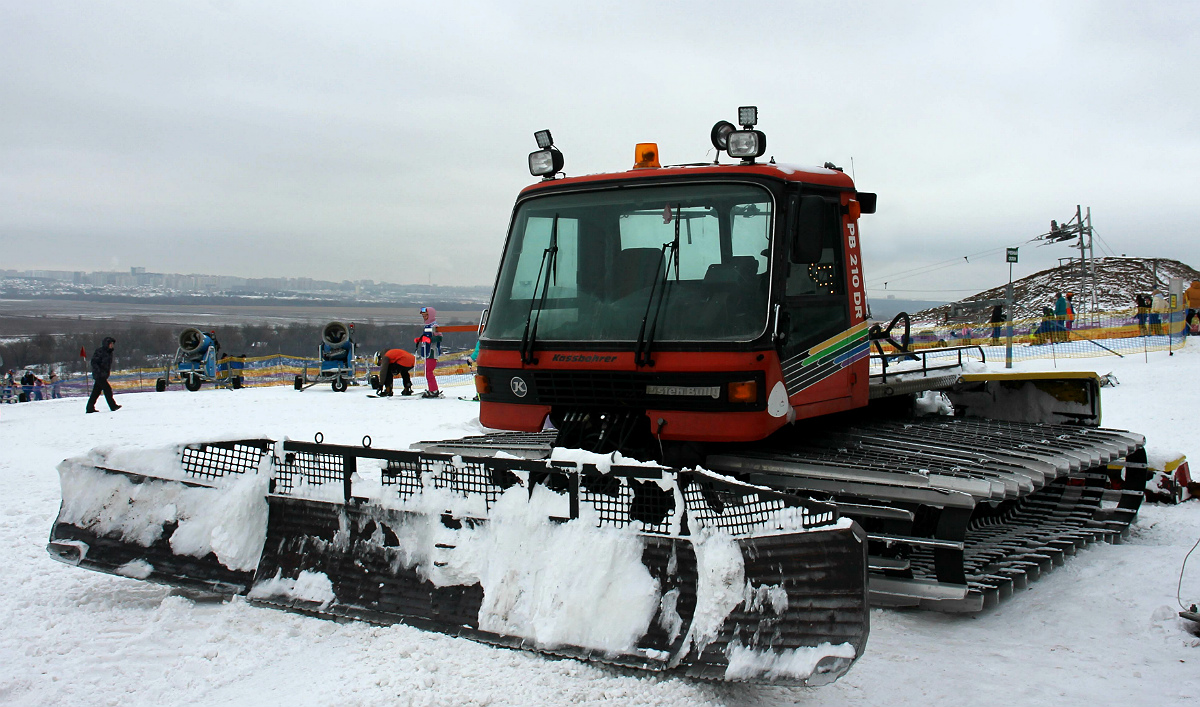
(1006, 247, 1019, 263)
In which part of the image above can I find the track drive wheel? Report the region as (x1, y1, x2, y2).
(184, 375, 202, 392)
(332, 377, 348, 392)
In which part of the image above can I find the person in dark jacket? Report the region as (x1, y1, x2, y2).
(1053, 292, 1069, 343)
(1135, 293, 1151, 335)
(989, 305, 1005, 345)
(86, 337, 121, 413)
(20, 370, 35, 402)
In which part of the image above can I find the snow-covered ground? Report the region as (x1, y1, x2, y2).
(2, 345, 1199, 706)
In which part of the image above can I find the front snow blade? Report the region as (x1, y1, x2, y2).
(48, 438, 869, 686)
(48, 439, 274, 594)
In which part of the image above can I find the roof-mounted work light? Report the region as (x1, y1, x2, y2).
(710, 120, 735, 152)
(711, 106, 766, 163)
(738, 106, 758, 129)
(528, 129, 564, 179)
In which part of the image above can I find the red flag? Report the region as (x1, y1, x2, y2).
(80, 346, 87, 358)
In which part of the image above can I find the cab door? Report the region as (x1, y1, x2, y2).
(776, 193, 858, 414)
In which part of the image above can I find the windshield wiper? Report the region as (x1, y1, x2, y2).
(635, 205, 681, 367)
(519, 214, 559, 365)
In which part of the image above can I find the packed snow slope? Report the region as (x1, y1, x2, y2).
(3, 346, 1200, 707)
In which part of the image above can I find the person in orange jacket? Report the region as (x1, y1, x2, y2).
(1186, 280, 1200, 334)
(374, 349, 414, 397)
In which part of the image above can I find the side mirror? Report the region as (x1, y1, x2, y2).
(857, 192, 877, 214)
(790, 195, 830, 264)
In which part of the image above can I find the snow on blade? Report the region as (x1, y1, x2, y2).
(168, 460, 270, 572)
(724, 640, 857, 681)
(441, 486, 661, 655)
(657, 588, 684, 642)
(56, 445, 271, 572)
(115, 559, 154, 579)
(680, 526, 745, 655)
(249, 570, 336, 607)
(743, 581, 789, 615)
(549, 446, 664, 473)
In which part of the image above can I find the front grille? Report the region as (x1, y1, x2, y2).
(480, 368, 765, 411)
(535, 371, 647, 406)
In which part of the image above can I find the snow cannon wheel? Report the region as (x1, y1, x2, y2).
(331, 377, 348, 392)
(294, 375, 304, 390)
(231, 376, 243, 390)
(155, 378, 167, 392)
(184, 375, 202, 392)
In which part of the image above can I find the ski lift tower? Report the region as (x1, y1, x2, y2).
(1043, 205, 1097, 325)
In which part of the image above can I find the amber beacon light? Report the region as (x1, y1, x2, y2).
(633, 143, 661, 169)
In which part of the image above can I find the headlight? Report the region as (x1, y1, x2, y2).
(528, 148, 564, 177)
(727, 130, 766, 159)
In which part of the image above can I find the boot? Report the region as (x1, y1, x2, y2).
(421, 390, 443, 399)
(401, 388, 413, 396)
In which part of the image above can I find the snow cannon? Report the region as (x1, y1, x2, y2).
(295, 321, 363, 392)
(179, 328, 214, 361)
(156, 328, 242, 392)
(322, 321, 351, 359)
(45, 437, 870, 686)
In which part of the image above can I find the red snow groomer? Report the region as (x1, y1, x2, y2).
(48, 108, 1147, 686)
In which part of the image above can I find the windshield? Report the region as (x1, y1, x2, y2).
(486, 183, 773, 343)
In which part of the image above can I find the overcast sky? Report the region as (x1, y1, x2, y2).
(2, 1, 1197, 298)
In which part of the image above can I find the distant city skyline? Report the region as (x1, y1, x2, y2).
(0, 266, 492, 299)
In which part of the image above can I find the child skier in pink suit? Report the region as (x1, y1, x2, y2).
(416, 307, 443, 398)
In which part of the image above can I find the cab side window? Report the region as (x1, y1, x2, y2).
(781, 195, 850, 357)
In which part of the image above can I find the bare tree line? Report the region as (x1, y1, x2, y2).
(0, 322, 478, 373)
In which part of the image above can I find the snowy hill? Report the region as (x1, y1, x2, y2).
(3, 348, 1200, 706)
(910, 257, 1200, 326)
